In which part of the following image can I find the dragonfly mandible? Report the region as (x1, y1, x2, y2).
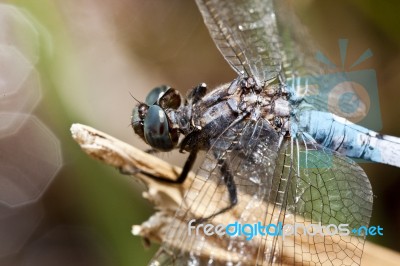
(131, 0, 400, 265)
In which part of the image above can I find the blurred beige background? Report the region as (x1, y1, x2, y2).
(1, 0, 400, 265)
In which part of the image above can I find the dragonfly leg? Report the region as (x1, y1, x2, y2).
(138, 148, 198, 184)
(187, 83, 207, 104)
(196, 158, 238, 223)
(220, 158, 238, 207)
(174, 148, 197, 183)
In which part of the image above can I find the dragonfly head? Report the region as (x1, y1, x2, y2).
(131, 85, 182, 151)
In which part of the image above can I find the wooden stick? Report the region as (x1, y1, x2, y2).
(70, 123, 400, 265)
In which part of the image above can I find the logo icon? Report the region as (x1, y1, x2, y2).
(291, 39, 382, 168)
(305, 39, 382, 130)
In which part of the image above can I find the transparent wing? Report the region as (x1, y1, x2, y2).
(256, 136, 373, 265)
(272, 0, 369, 125)
(270, 0, 369, 123)
(195, 0, 368, 122)
(149, 118, 372, 265)
(150, 118, 281, 265)
(195, 0, 283, 83)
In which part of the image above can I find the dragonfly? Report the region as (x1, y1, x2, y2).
(131, 0, 400, 265)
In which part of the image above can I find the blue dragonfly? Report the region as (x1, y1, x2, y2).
(132, 0, 400, 265)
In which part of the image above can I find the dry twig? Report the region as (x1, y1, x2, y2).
(70, 123, 400, 265)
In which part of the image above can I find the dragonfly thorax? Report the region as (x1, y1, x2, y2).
(187, 78, 291, 147)
(132, 78, 290, 153)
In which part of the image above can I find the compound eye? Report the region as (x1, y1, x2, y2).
(145, 85, 170, 105)
(143, 105, 174, 151)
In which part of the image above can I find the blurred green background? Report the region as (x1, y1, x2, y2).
(1, 0, 400, 265)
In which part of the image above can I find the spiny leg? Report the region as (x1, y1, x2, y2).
(141, 148, 198, 184)
(174, 148, 198, 184)
(187, 83, 207, 104)
(119, 146, 197, 184)
(196, 158, 238, 223)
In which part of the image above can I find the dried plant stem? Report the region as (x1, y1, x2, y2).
(70, 123, 400, 266)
